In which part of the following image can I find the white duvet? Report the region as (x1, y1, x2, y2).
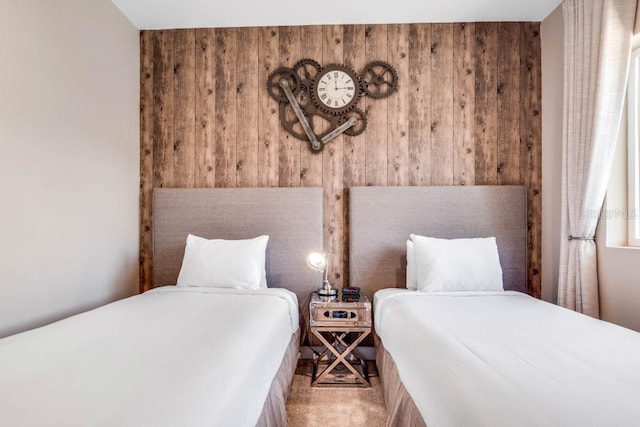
(0, 286, 298, 427)
(375, 289, 640, 427)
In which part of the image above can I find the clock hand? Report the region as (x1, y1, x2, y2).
(279, 79, 322, 151)
(320, 117, 357, 145)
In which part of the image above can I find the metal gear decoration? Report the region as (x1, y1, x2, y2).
(266, 67, 301, 102)
(266, 58, 398, 151)
(279, 102, 337, 142)
(361, 61, 399, 99)
(279, 103, 312, 141)
(340, 108, 368, 136)
(294, 86, 312, 110)
(310, 63, 362, 116)
(293, 58, 322, 90)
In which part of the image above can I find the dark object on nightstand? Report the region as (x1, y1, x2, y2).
(342, 287, 361, 302)
(341, 294, 360, 302)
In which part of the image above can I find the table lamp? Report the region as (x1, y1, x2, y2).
(306, 251, 338, 297)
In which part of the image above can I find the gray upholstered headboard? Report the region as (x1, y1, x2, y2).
(153, 188, 323, 308)
(349, 186, 528, 296)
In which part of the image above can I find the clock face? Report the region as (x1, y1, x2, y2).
(316, 69, 358, 110)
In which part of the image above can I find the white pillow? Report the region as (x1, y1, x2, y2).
(406, 240, 417, 290)
(411, 234, 503, 292)
(176, 234, 269, 289)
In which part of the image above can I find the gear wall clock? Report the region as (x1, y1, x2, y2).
(267, 58, 398, 152)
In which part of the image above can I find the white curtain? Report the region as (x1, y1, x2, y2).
(559, 0, 636, 317)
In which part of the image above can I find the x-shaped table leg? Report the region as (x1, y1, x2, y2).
(334, 333, 370, 379)
(311, 329, 371, 386)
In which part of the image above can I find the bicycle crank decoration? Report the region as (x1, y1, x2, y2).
(266, 59, 398, 152)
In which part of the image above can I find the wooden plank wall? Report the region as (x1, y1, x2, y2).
(140, 22, 542, 297)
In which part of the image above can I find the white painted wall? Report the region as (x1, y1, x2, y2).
(541, 5, 564, 304)
(0, 0, 139, 337)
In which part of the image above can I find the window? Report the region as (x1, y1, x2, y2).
(628, 48, 640, 246)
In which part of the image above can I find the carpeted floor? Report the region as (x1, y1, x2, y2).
(286, 361, 387, 427)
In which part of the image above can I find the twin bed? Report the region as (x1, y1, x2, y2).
(0, 187, 322, 427)
(350, 186, 640, 426)
(1, 185, 640, 426)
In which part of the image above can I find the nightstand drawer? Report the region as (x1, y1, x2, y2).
(309, 293, 371, 328)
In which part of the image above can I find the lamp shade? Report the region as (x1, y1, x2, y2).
(306, 251, 327, 273)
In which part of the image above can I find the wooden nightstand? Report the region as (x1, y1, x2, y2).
(309, 291, 372, 387)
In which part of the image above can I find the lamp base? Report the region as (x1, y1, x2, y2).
(318, 279, 338, 297)
(317, 288, 338, 297)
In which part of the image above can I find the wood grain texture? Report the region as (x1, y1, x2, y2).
(520, 23, 542, 298)
(343, 25, 367, 188)
(195, 28, 216, 188)
(430, 24, 454, 186)
(364, 25, 388, 186)
(408, 24, 431, 186)
(139, 23, 542, 298)
(258, 27, 280, 187)
(214, 28, 237, 188)
(342, 24, 367, 287)
(453, 23, 475, 186)
(152, 30, 175, 189)
(278, 26, 302, 187)
(139, 31, 154, 292)
(474, 23, 498, 185)
(299, 26, 324, 188)
(173, 30, 196, 188)
(387, 24, 409, 186)
(323, 25, 346, 288)
(497, 23, 521, 185)
(236, 27, 259, 187)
